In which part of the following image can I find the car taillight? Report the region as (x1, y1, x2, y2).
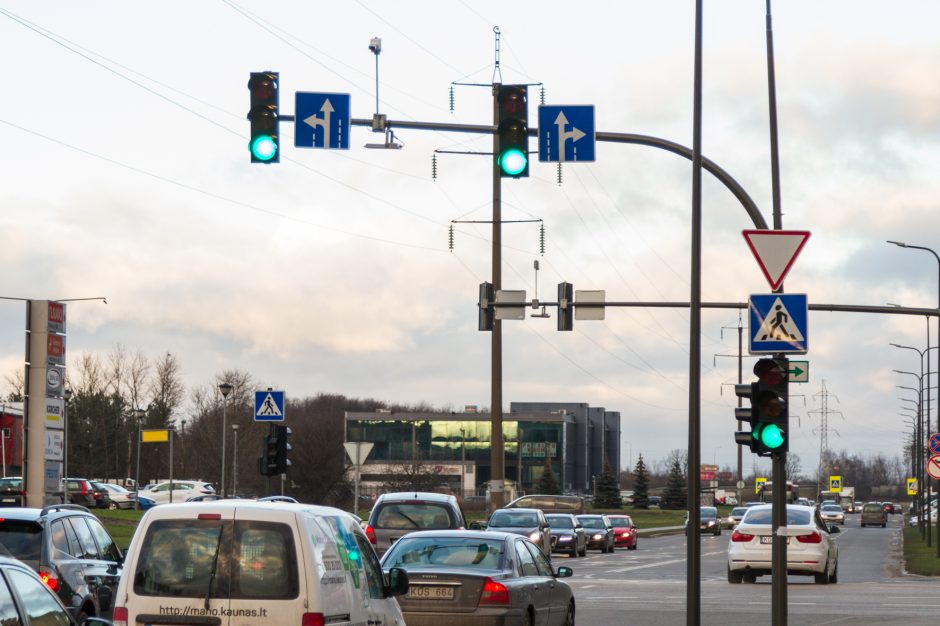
(301, 613, 325, 626)
(730, 530, 754, 542)
(480, 577, 510, 605)
(113, 607, 128, 626)
(81, 482, 88, 495)
(796, 532, 822, 544)
(365, 525, 377, 545)
(39, 566, 59, 591)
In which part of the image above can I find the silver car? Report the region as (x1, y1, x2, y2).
(366, 492, 466, 557)
(381, 530, 575, 626)
(819, 503, 845, 525)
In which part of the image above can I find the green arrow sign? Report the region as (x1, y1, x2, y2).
(788, 360, 809, 383)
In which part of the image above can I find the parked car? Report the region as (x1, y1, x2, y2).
(0, 555, 92, 626)
(183, 493, 224, 502)
(366, 491, 467, 557)
(819, 504, 846, 525)
(136, 494, 156, 510)
(485, 508, 553, 559)
(728, 504, 839, 584)
(98, 483, 136, 509)
(0, 503, 123, 621)
(576, 514, 615, 553)
(88, 481, 113, 509)
(257, 495, 299, 503)
(0, 477, 25, 507)
(723, 506, 748, 529)
(381, 530, 574, 626)
(115, 501, 408, 626)
(648, 495, 662, 508)
(545, 513, 587, 557)
(505, 494, 585, 515)
(686, 506, 721, 536)
(143, 480, 215, 505)
(860, 501, 887, 527)
(60, 478, 97, 508)
(607, 514, 638, 549)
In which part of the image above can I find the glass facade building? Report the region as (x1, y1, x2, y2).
(346, 403, 620, 493)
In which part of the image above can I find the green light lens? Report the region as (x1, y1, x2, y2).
(499, 148, 527, 175)
(758, 423, 785, 449)
(251, 135, 278, 161)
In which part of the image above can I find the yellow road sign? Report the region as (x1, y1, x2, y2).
(907, 477, 918, 496)
(755, 477, 767, 494)
(829, 475, 842, 491)
(141, 429, 169, 443)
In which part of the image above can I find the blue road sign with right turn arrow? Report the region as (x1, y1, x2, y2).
(538, 105, 595, 162)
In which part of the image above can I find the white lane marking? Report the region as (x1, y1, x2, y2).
(579, 584, 596, 589)
(605, 550, 725, 574)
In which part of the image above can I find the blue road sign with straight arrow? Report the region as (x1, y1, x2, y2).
(538, 105, 595, 162)
(749, 293, 808, 354)
(295, 92, 350, 149)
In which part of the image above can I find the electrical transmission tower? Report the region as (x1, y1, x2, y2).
(808, 380, 843, 494)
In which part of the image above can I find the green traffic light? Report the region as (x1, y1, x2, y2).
(251, 135, 278, 161)
(758, 423, 785, 449)
(499, 148, 528, 176)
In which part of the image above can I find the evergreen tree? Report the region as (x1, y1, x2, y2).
(662, 459, 687, 510)
(535, 456, 561, 495)
(631, 454, 650, 509)
(594, 457, 622, 509)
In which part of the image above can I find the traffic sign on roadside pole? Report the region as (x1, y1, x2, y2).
(927, 455, 940, 480)
(788, 360, 809, 383)
(930, 432, 940, 456)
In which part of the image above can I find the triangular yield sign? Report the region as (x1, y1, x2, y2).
(742, 229, 811, 290)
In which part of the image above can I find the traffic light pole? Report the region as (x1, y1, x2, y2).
(489, 85, 505, 511)
(772, 449, 787, 624)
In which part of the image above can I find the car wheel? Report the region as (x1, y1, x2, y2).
(830, 562, 838, 584)
(630, 541, 638, 550)
(715, 528, 721, 536)
(76, 609, 90, 625)
(109, 501, 118, 510)
(521, 608, 534, 626)
(743, 572, 757, 584)
(881, 523, 886, 528)
(814, 562, 831, 585)
(727, 567, 743, 584)
(563, 601, 575, 626)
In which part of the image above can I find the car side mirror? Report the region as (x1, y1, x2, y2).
(385, 567, 410, 597)
(554, 566, 573, 578)
(469, 521, 482, 531)
(828, 525, 841, 534)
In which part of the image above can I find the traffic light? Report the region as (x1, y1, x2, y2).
(478, 282, 494, 331)
(274, 424, 292, 474)
(734, 358, 789, 457)
(258, 432, 278, 476)
(557, 282, 573, 331)
(248, 71, 279, 163)
(496, 85, 529, 178)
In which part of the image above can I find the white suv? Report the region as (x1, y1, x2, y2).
(144, 480, 215, 504)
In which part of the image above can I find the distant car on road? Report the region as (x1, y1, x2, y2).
(860, 502, 887, 527)
(607, 514, 638, 549)
(723, 506, 748, 529)
(487, 508, 553, 559)
(819, 504, 845, 525)
(366, 491, 466, 557)
(577, 514, 615, 553)
(545, 513, 587, 557)
(686, 506, 721, 536)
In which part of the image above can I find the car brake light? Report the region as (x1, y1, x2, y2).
(796, 531, 822, 544)
(365, 525, 377, 545)
(113, 607, 128, 626)
(198, 513, 222, 520)
(730, 530, 754, 542)
(39, 566, 59, 592)
(81, 482, 88, 495)
(480, 577, 510, 605)
(301, 614, 325, 626)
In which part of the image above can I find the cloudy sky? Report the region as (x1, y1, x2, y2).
(3, 1, 940, 479)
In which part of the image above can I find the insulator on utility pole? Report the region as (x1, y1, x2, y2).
(449, 84, 455, 113)
(448, 223, 454, 251)
(432, 153, 438, 181)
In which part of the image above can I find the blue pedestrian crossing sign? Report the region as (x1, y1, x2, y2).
(749, 293, 808, 354)
(254, 390, 286, 421)
(538, 105, 595, 163)
(295, 92, 351, 149)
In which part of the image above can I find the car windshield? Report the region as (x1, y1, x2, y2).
(546, 516, 573, 529)
(383, 537, 505, 570)
(609, 517, 633, 528)
(699, 508, 717, 519)
(0, 478, 23, 490)
(731, 508, 748, 516)
(374, 503, 454, 530)
(579, 517, 606, 529)
(489, 511, 538, 527)
(863, 504, 883, 512)
(821, 505, 842, 512)
(743, 508, 812, 525)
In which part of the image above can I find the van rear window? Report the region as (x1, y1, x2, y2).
(133, 519, 298, 599)
(0, 521, 42, 563)
(374, 504, 454, 530)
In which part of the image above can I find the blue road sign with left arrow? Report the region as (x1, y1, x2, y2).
(295, 92, 350, 149)
(538, 105, 595, 163)
(255, 390, 286, 421)
(749, 293, 809, 354)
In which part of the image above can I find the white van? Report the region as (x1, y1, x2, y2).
(113, 501, 408, 626)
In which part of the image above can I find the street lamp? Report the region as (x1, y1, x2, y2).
(133, 408, 146, 509)
(218, 382, 233, 497)
(897, 370, 929, 541)
(232, 424, 239, 498)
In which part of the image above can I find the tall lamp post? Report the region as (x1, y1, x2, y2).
(231, 423, 239, 498)
(888, 240, 940, 555)
(63, 388, 72, 502)
(897, 371, 927, 541)
(133, 408, 146, 509)
(218, 382, 233, 498)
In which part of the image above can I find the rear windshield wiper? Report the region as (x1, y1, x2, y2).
(394, 511, 421, 528)
(204, 525, 225, 610)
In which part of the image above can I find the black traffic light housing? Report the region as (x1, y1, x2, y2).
(557, 282, 574, 331)
(273, 424, 292, 474)
(478, 282, 494, 331)
(258, 431, 278, 476)
(248, 71, 280, 163)
(734, 358, 789, 457)
(496, 85, 529, 178)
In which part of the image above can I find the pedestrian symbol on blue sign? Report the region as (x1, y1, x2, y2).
(255, 390, 286, 421)
(295, 92, 351, 150)
(538, 105, 595, 163)
(749, 293, 808, 354)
